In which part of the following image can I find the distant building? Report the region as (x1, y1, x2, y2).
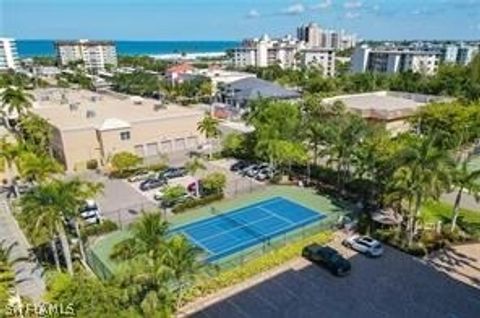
(193, 67, 256, 93)
(55, 39, 117, 73)
(164, 63, 195, 84)
(297, 23, 357, 50)
(0, 38, 19, 71)
(323, 91, 452, 135)
(31, 88, 205, 171)
(301, 48, 336, 77)
(232, 34, 305, 69)
(216, 77, 300, 109)
(456, 45, 479, 65)
(441, 44, 478, 65)
(351, 45, 440, 75)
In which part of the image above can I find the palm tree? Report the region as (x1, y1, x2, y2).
(163, 235, 202, 310)
(185, 158, 206, 197)
(197, 114, 221, 160)
(111, 212, 169, 261)
(450, 158, 480, 232)
(17, 152, 63, 183)
(0, 137, 22, 197)
(397, 135, 454, 245)
(19, 178, 103, 275)
(0, 86, 34, 122)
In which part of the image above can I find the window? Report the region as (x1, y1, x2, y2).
(120, 131, 130, 140)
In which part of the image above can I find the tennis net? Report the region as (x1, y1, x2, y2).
(210, 207, 270, 242)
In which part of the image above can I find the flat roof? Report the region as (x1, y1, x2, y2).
(32, 88, 204, 131)
(323, 91, 452, 120)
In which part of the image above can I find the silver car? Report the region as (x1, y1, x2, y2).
(342, 235, 384, 257)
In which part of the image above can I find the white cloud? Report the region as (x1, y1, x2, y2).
(282, 3, 305, 15)
(411, 9, 423, 15)
(246, 9, 260, 19)
(344, 1, 362, 9)
(311, 0, 332, 10)
(372, 4, 380, 11)
(345, 11, 361, 19)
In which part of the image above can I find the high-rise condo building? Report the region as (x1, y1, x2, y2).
(351, 45, 441, 75)
(55, 39, 117, 73)
(0, 38, 19, 71)
(297, 23, 357, 50)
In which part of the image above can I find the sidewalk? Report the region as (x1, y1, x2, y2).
(0, 200, 45, 302)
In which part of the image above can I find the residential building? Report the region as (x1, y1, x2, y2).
(301, 48, 336, 77)
(323, 91, 452, 134)
(232, 34, 305, 69)
(31, 88, 205, 171)
(351, 45, 441, 75)
(193, 67, 256, 93)
(216, 77, 300, 109)
(456, 45, 479, 65)
(0, 38, 19, 71)
(55, 39, 117, 73)
(297, 23, 357, 50)
(164, 62, 195, 84)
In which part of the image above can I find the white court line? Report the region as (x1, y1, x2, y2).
(181, 231, 213, 254)
(257, 206, 295, 225)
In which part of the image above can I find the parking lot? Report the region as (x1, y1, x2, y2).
(188, 245, 480, 318)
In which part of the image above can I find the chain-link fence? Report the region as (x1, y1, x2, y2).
(102, 202, 160, 230)
(208, 215, 337, 272)
(85, 247, 113, 280)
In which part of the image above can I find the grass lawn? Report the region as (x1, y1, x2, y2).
(421, 200, 480, 236)
(89, 185, 350, 277)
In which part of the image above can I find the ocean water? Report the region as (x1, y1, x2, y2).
(16, 40, 239, 58)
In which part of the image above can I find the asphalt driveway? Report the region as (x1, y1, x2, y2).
(189, 246, 480, 318)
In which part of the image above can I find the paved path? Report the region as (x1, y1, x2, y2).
(441, 191, 480, 212)
(0, 200, 45, 302)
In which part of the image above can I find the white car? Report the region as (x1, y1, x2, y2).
(342, 235, 384, 257)
(79, 199, 102, 225)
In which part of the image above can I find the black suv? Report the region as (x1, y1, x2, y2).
(139, 177, 168, 191)
(302, 244, 351, 276)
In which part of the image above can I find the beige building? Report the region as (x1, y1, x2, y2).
(302, 48, 336, 77)
(323, 91, 452, 135)
(32, 89, 205, 171)
(55, 39, 117, 73)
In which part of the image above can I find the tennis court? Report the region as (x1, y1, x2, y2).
(172, 197, 325, 262)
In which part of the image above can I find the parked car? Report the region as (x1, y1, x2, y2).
(302, 244, 351, 276)
(247, 163, 269, 178)
(342, 235, 384, 257)
(160, 192, 193, 208)
(230, 160, 250, 172)
(139, 177, 168, 191)
(240, 163, 258, 176)
(127, 170, 154, 183)
(159, 167, 187, 179)
(78, 199, 102, 225)
(255, 166, 275, 181)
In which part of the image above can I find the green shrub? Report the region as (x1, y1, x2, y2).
(80, 220, 118, 238)
(86, 159, 98, 170)
(172, 193, 224, 213)
(183, 231, 332, 303)
(147, 162, 168, 172)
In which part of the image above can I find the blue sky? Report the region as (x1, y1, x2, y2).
(1, 0, 479, 40)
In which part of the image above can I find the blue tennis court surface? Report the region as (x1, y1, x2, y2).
(172, 197, 325, 262)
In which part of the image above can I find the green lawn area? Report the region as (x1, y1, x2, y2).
(421, 200, 480, 236)
(468, 154, 480, 185)
(90, 185, 350, 277)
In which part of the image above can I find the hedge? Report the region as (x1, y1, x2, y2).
(80, 219, 119, 238)
(172, 193, 224, 213)
(183, 230, 332, 303)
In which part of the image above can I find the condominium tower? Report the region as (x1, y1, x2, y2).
(351, 45, 441, 75)
(297, 23, 357, 50)
(55, 39, 117, 73)
(0, 38, 19, 71)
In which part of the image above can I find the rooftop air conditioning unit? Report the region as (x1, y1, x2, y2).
(69, 103, 79, 111)
(86, 110, 96, 118)
(91, 96, 97, 102)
